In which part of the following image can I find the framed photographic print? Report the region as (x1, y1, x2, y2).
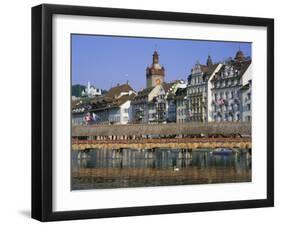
(32, 4, 274, 221)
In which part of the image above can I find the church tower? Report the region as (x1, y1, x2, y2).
(146, 50, 165, 88)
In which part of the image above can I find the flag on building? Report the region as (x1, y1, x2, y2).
(84, 112, 93, 125)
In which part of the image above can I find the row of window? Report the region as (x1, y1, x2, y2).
(213, 114, 240, 122)
(212, 79, 240, 88)
(177, 108, 186, 116)
(213, 91, 237, 100)
(212, 104, 240, 112)
(109, 115, 130, 122)
(191, 76, 205, 85)
(177, 107, 202, 116)
(177, 99, 185, 106)
(187, 86, 206, 94)
(109, 115, 120, 122)
(220, 67, 239, 78)
(72, 118, 84, 125)
(186, 98, 203, 105)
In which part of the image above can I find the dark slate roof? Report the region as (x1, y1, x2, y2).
(90, 96, 112, 104)
(188, 63, 219, 84)
(162, 82, 175, 92)
(200, 63, 219, 75)
(133, 87, 154, 100)
(166, 91, 176, 99)
(240, 82, 250, 90)
(175, 87, 187, 97)
(211, 60, 251, 82)
(90, 97, 112, 111)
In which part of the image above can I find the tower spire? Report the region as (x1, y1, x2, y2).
(153, 50, 159, 64)
(206, 54, 213, 67)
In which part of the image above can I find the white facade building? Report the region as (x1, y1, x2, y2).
(82, 81, 102, 97)
(210, 50, 252, 122)
(108, 99, 132, 124)
(175, 87, 187, 123)
(132, 83, 174, 123)
(166, 80, 187, 123)
(240, 79, 252, 122)
(186, 56, 222, 122)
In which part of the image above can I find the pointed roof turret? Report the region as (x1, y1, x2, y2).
(235, 48, 245, 62)
(206, 54, 213, 67)
(152, 50, 159, 64)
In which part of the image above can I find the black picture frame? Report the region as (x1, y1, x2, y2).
(32, 3, 274, 222)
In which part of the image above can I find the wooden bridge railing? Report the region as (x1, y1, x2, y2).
(72, 137, 252, 150)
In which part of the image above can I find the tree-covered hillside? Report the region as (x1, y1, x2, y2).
(72, 84, 86, 97)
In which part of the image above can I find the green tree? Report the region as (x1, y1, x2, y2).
(72, 84, 86, 97)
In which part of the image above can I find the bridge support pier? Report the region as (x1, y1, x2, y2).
(178, 149, 184, 159)
(144, 151, 148, 159)
(77, 149, 90, 160)
(246, 148, 252, 159)
(144, 148, 156, 159)
(150, 148, 156, 158)
(112, 148, 123, 159)
(145, 149, 149, 159)
(185, 149, 193, 159)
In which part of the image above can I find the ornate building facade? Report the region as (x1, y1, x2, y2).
(210, 50, 252, 122)
(186, 56, 222, 122)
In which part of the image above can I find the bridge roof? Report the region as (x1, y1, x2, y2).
(72, 122, 251, 137)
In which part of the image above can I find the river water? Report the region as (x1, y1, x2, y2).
(71, 148, 251, 190)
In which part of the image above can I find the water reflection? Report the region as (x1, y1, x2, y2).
(71, 149, 251, 190)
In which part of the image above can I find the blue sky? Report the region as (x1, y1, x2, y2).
(71, 34, 251, 91)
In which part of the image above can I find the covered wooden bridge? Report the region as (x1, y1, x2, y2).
(72, 122, 251, 151)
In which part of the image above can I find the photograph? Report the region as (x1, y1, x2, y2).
(31, 3, 274, 221)
(71, 35, 252, 190)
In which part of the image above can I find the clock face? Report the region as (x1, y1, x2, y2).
(156, 78, 161, 85)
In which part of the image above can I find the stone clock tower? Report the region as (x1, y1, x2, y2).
(146, 51, 165, 88)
